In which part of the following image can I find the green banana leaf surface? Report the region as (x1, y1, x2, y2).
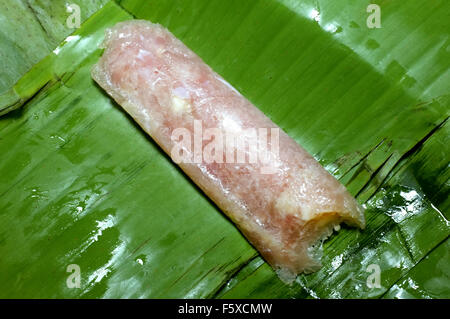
(0, 0, 448, 298)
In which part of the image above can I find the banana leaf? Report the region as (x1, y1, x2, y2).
(0, 0, 448, 298)
(0, 0, 109, 115)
